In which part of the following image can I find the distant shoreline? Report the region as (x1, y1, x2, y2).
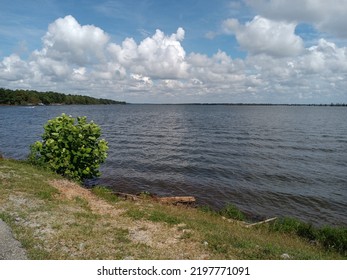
(0, 103, 126, 106)
(0, 88, 126, 106)
(126, 103, 347, 106)
(2, 103, 347, 107)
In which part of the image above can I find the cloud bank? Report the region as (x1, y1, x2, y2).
(1, 13, 347, 103)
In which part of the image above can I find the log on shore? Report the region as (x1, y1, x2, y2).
(155, 196, 196, 205)
(111, 191, 196, 205)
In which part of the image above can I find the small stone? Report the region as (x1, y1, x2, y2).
(203, 241, 209, 246)
(281, 253, 290, 259)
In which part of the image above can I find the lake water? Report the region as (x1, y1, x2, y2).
(1, 105, 346, 227)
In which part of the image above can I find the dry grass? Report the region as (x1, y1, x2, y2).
(47, 179, 210, 259)
(0, 161, 210, 259)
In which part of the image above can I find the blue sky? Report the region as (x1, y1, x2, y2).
(0, 0, 247, 57)
(1, 0, 347, 103)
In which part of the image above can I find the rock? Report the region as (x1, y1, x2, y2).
(281, 253, 290, 259)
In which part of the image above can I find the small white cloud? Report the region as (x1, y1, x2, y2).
(72, 67, 87, 81)
(0, 54, 29, 81)
(222, 18, 240, 34)
(131, 73, 153, 85)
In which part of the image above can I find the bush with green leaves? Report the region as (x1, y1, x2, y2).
(29, 113, 108, 182)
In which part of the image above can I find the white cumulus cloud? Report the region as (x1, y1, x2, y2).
(41, 15, 109, 65)
(223, 16, 304, 57)
(108, 27, 188, 79)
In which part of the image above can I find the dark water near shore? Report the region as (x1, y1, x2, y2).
(1, 105, 346, 226)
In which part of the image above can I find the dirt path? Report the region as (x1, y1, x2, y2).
(0, 219, 27, 260)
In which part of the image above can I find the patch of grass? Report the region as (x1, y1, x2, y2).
(73, 196, 90, 210)
(36, 188, 59, 201)
(0, 212, 12, 223)
(268, 217, 347, 256)
(0, 159, 60, 196)
(268, 217, 302, 233)
(0, 211, 51, 259)
(16, 227, 51, 259)
(73, 211, 99, 221)
(112, 228, 131, 244)
(125, 208, 147, 220)
(319, 227, 347, 255)
(147, 210, 181, 225)
(197, 204, 218, 215)
(125, 207, 181, 225)
(91, 186, 119, 203)
(219, 203, 245, 221)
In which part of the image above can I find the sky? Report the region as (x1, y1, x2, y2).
(1, 0, 347, 104)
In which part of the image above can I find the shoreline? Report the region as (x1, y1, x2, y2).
(0, 158, 346, 259)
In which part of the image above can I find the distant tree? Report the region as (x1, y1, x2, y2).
(0, 88, 125, 105)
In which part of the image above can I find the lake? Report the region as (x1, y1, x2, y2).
(1, 104, 346, 226)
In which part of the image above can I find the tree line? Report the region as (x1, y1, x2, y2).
(0, 88, 125, 105)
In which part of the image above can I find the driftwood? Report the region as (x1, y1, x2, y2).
(111, 191, 196, 205)
(244, 217, 277, 228)
(155, 196, 196, 205)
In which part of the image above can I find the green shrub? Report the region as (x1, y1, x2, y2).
(29, 113, 108, 182)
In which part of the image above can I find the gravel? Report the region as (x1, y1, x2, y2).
(0, 219, 27, 260)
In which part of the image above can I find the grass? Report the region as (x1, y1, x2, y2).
(1, 158, 346, 259)
(268, 217, 347, 255)
(219, 203, 246, 221)
(91, 186, 120, 203)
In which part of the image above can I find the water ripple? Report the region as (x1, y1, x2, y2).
(1, 104, 347, 226)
